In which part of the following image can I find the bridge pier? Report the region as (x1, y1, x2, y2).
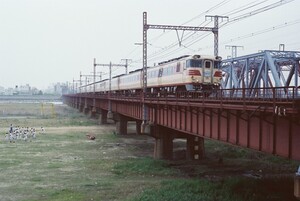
(152, 126, 205, 160)
(83, 106, 89, 115)
(136, 120, 142, 135)
(295, 166, 300, 199)
(79, 104, 84, 113)
(98, 109, 107, 125)
(75, 102, 80, 110)
(154, 133, 173, 160)
(186, 136, 205, 160)
(115, 115, 128, 135)
(88, 107, 97, 118)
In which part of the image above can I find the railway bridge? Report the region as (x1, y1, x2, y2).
(63, 50, 300, 161)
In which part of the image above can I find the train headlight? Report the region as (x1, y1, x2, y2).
(215, 56, 222, 61)
(193, 55, 201, 59)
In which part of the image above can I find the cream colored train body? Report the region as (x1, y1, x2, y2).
(80, 55, 222, 94)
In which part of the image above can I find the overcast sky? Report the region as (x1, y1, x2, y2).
(0, 0, 299, 89)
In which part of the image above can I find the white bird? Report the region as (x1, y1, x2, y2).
(32, 131, 36, 139)
(9, 133, 15, 143)
(4, 133, 9, 141)
(23, 134, 28, 142)
(40, 127, 45, 134)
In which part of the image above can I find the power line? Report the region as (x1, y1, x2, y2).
(223, 0, 295, 26)
(222, 19, 300, 44)
(187, 18, 300, 53)
(131, 0, 296, 69)
(221, 0, 269, 16)
(128, 0, 232, 62)
(181, 0, 296, 54)
(147, 0, 231, 43)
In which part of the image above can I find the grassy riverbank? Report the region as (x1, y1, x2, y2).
(0, 102, 298, 201)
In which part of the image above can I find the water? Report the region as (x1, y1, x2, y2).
(0, 95, 62, 104)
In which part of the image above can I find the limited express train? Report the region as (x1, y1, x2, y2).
(79, 54, 222, 95)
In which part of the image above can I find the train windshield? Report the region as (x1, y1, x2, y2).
(214, 61, 221, 69)
(186, 59, 202, 68)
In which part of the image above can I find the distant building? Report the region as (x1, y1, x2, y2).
(0, 82, 68, 96)
(0, 84, 39, 95)
(17, 84, 31, 95)
(4, 87, 15, 95)
(0, 86, 5, 95)
(44, 82, 69, 95)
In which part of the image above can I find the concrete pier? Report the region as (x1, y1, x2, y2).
(186, 136, 205, 160)
(115, 115, 128, 135)
(98, 109, 107, 125)
(151, 126, 204, 160)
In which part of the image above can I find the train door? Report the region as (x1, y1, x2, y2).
(203, 60, 212, 84)
(117, 77, 121, 91)
(158, 67, 163, 87)
(176, 62, 183, 83)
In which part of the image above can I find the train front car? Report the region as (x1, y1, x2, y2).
(184, 55, 222, 93)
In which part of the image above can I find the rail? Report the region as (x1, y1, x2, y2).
(63, 86, 300, 115)
(67, 86, 300, 101)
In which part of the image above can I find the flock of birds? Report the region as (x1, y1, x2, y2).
(4, 124, 45, 143)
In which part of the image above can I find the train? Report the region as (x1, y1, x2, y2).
(78, 54, 222, 95)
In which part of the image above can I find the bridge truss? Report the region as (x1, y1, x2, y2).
(221, 50, 300, 98)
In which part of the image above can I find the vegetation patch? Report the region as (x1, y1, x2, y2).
(112, 157, 178, 176)
(131, 176, 296, 201)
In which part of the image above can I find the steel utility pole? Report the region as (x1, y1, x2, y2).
(141, 12, 228, 132)
(93, 60, 128, 119)
(80, 74, 93, 93)
(225, 45, 244, 58)
(90, 71, 102, 82)
(79, 72, 82, 94)
(279, 44, 285, 51)
(206, 15, 229, 57)
(72, 79, 81, 94)
(121, 59, 132, 74)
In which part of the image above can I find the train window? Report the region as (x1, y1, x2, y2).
(176, 62, 181, 72)
(214, 61, 221, 69)
(205, 60, 212, 68)
(186, 59, 202, 68)
(158, 68, 163, 77)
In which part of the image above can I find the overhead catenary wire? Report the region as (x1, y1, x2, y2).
(222, 0, 295, 27)
(128, 0, 232, 63)
(147, 0, 231, 44)
(192, 18, 300, 52)
(131, 0, 294, 66)
(185, 0, 297, 51)
(86, 0, 298, 83)
(221, 0, 269, 16)
(127, 0, 296, 77)
(222, 19, 300, 44)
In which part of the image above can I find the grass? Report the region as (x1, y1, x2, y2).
(130, 177, 296, 201)
(0, 103, 96, 128)
(0, 102, 298, 200)
(112, 157, 179, 176)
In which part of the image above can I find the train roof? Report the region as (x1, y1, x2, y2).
(129, 68, 142, 74)
(94, 79, 108, 84)
(158, 54, 222, 65)
(112, 74, 125, 79)
(158, 55, 190, 65)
